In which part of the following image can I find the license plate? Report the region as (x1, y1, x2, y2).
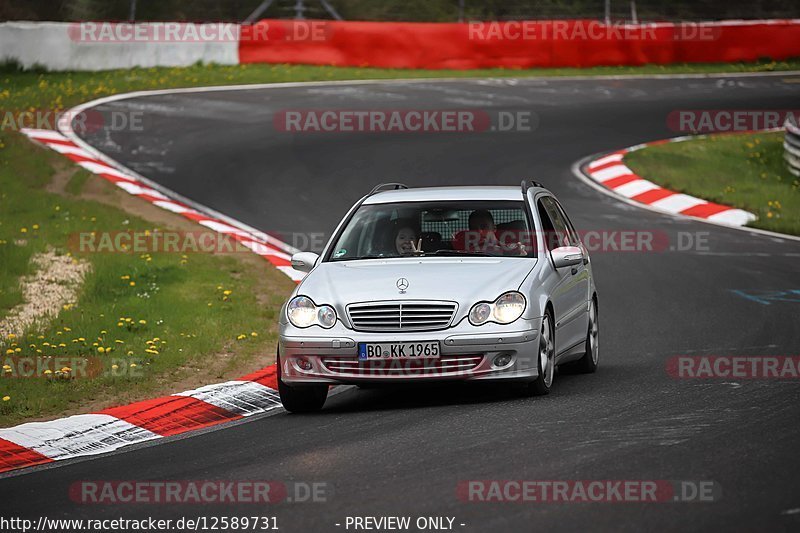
(358, 341, 440, 360)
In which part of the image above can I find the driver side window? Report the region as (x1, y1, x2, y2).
(538, 197, 570, 251)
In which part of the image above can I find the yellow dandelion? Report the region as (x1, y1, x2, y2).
(2, 396, 10, 402)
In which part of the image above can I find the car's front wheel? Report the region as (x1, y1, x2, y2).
(521, 311, 554, 396)
(277, 354, 328, 413)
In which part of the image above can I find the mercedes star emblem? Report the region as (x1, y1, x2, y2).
(396, 278, 409, 293)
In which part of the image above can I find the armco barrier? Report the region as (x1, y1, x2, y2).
(0, 22, 238, 71)
(785, 122, 800, 177)
(240, 19, 800, 70)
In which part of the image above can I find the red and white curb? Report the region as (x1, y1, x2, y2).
(0, 366, 278, 474)
(20, 128, 306, 282)
(0, 129, 299, 475)
(585, 136, 757, 227)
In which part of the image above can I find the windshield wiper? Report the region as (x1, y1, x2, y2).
(334, 254, 387, 261)
(428, 249, 494, 257)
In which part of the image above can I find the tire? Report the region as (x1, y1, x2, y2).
(521, 311, 555, 396)
(277, 354, 328, 413)
(571, 298, 599, 374)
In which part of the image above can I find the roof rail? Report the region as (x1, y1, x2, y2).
(368, 182, 409, 196)
(521, 179, 546, 194)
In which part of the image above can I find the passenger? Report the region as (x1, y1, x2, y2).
(391, 219, 421, 257)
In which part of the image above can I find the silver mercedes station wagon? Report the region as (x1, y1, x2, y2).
(277, 182, 599, 412)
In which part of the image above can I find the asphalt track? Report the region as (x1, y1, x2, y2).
(4, 73, 800, 532)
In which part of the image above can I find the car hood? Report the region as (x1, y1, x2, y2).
(298, 257, 537, 311)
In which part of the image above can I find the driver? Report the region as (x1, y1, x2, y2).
(467, 210, 526, 256)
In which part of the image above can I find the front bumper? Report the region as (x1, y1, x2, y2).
(279, 317, 542, 385)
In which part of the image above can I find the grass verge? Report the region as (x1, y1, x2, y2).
(0, 130, 294, 427)
(624, 131, 800, 235)
(1, 59, 799, 112)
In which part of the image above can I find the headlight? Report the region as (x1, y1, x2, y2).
(469, 292, 526, 326)
(287, 296, 337, 329)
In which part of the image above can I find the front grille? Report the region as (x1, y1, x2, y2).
(322, 355, 483, 376)
(347, 301, 457, 332)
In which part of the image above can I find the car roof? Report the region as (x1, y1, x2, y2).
(363, 185, 549, 204)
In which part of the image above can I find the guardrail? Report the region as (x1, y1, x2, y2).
(785, 122, 800, 177)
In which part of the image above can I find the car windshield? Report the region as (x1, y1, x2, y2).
(327, 200, 536, 261)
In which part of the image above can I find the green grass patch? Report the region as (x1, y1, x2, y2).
(0, 129, 293, 427)
(625, 131, 800, 235)
(64, 168, 91, 196)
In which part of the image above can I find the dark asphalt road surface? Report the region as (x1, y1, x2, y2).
(3, 73, 800, 532)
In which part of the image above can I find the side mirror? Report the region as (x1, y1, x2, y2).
(551, 246, 583, 268)
(290, 252, 320, 273)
